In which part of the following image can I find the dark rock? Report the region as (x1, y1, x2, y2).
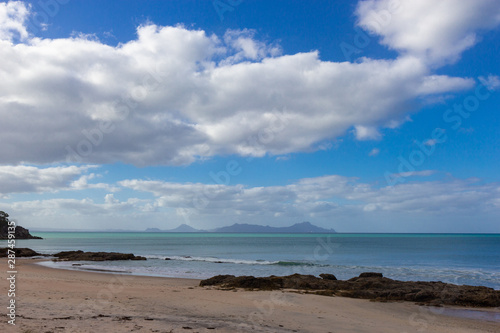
(282, 274, 328, 290)
(201, 275, 284, 290)
(200, 272, 500, 307)
(320, 273, 337, 281)
(199, 275, 236, 287)
(165, 258, 171, 260)
(231, 276, 284, 290)
(53, 250, 147, 261)
(358, 272, 383, 278)
(0, 211, 42, 239)
(0, 247, 43, 257)
(200, 275, 235, 287)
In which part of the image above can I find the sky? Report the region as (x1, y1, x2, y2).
(0, 0, 499, 232)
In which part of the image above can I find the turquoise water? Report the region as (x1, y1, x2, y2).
(7, 233, 500, 289)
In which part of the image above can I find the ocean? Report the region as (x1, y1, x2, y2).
(11, 232, 500, 290)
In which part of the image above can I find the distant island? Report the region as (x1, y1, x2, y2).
(0, 211, 42, 240)
(145, 222, 336, 233)
(28, 221, 336, 233)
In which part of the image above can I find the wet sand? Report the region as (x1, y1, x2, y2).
(0, 259, 499, 332)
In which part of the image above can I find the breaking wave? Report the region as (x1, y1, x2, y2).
(144, 255, 324, 267)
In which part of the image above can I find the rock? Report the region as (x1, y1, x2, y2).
(358, 272, 383, 278)
(281, 274, 329, 290)
(0, 211, 42, 239)
(200, 272, 500, 307)
(0, 247, 43, 257)
(320, 273, 337, 281)
(52, 250, 147, 261)
(200, 275, 236, 287)
(231, 276, 284, 290)
(13, 225, 43, 239)
(200, 274, 323, 290)
(165, 258, 171, 260)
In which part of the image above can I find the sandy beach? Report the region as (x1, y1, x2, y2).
(1, 259, 499, 333)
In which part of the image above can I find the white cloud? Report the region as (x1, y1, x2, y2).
(356, 0, 500, 65)
(424, 139, 437, 146)
(4, 195, 144, 229)
(70, 173, 118, 192)
(354, 126, 381, 141)
(119, 175, 500, 225)
(3, 174, 499, 231)
(0, 2, 478, 166)
(479, 75, 500, 91)
(0, 165, 111, 195)
(0, 1, 29, 42)
(368, 148, 380, 156)
(416, 75, 476, 95)
(222, 29, 282, 64)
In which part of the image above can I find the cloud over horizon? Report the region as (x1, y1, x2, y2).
(1, 165, 499, 232)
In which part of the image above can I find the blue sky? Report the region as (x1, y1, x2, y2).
(0, 0, 499, 232)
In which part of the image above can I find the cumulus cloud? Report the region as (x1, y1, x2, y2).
(119, 175, 500, 222)
(70, 173, 119, 192)
(0, 165, 112, 195)
(6, 196, 141, 220)
(0, 1, 481, 166)
(222, 29, 282, 64)
(356, 0, 500, 65)
(3, 174, 499, 231)
(354, 125, 382, 141)
(0, 1, 29, 41)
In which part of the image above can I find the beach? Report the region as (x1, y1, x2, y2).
(1, 259, 499, 333)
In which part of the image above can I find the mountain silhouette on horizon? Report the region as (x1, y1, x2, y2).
(146, 222, 335, 233)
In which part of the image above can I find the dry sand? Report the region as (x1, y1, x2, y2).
(0, 259, 498, 333)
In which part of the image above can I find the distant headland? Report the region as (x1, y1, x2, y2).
(0, 211, 42, 239)
(145, 221, 336, 233)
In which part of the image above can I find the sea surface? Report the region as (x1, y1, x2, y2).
(9, 233, 500, 290)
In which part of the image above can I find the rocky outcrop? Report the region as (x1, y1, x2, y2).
(0, 247, 43, 257)
(1, 247, 147, 261)
(200, 273, 500, 307)
(0, 248, 147, 261)
(358, 272, 383, 278)
(319, 273, 337, 280)
(11, 225, 43, 239)
(52, 250, 147, 261)
(0, 211, 42, 239)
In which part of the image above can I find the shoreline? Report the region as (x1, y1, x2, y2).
(8, 233, 500, 291)
(33, 257, 500, 290)
(0, 259, 499, 332)
(35, 258, 202, 279)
